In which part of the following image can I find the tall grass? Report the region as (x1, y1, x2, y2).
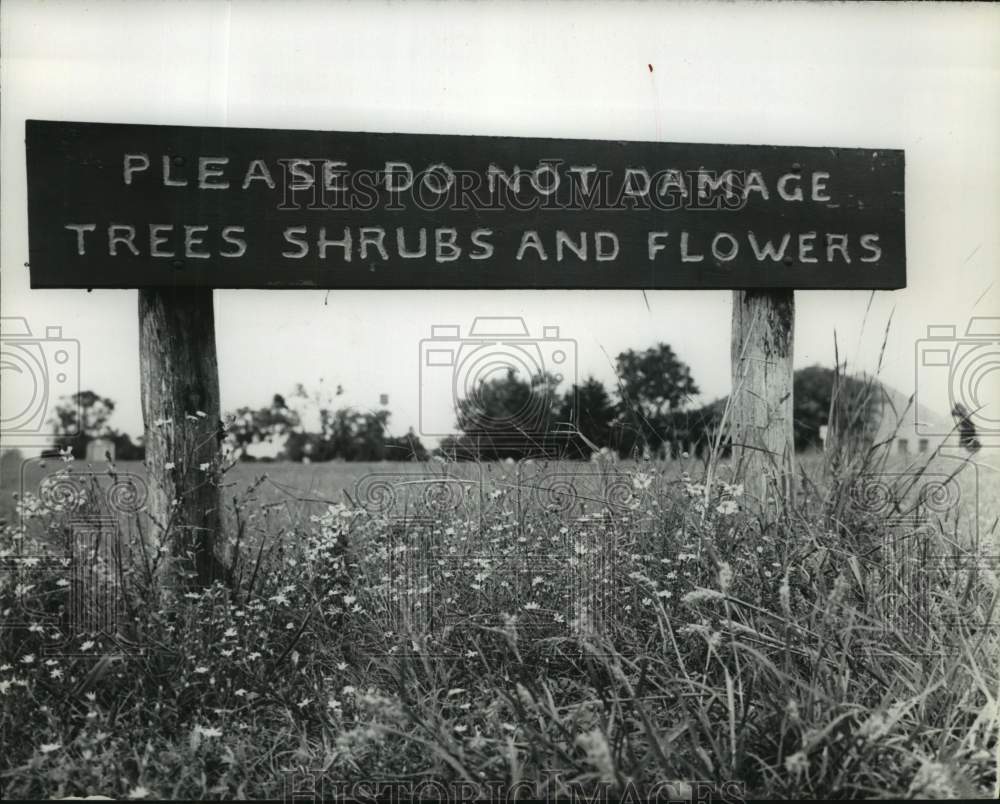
(1, 405, 997, 798)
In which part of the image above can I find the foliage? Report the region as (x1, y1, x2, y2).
(49, 391, 116, 459)
(440, 368, 565, 460)
(793, 364, 880, 452)
(557, 377, 620, 459)
(613, 343, 700, 456)
(1, 428, 996, 799)
(226, 390, 428, 463)
(226, 394, 301, 456)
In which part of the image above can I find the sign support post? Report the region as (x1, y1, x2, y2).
(138, 287, 224, 589)
(730, 289, 796, 511)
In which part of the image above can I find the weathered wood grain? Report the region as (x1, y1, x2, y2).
(138, 287, 225, 589)
(730, 289, 796, 509)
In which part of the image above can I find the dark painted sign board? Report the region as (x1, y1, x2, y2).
(25, 120, 905, 290)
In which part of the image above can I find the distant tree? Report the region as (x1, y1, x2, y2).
(616, 343, 699, 419)
(384, 428, 430, 461)
(793, 365, 879, 451)
(50, 390, 116, 458)
(557, 376, 619, 458)
(446, 368, 564, 460)
(0, 448, 24, 489)
(614, 343, 699, 456)
(226, 394, 301, 458)
(315, 407, 381, 461)
(107, 430, 145, 461)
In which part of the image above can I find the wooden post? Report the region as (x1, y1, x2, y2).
(139, 288, 225, 589)
(730, 289, 795, 511)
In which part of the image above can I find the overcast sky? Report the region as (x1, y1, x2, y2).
(2, 0, 998, 450)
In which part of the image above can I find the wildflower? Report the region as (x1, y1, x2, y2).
(779, 572, 791, 616)
(785, 751, 809, 777)
(786, 699, 800, 722)
(80, 639, 95, 652)
(128, 785, 151, 799)
(716, 500, 739, 516)
(50, 668, 63, 680)
(632, 472, 653, 490)
(908, 759, 956, 798)
(164, 462, 176, 471)
(85, 692, 96, 702)
(199, 462, 210, 471)
(195, 725, 222, 738)
(247, 651, 261, 661)
(195, 410, 207, 418)
(717, 562, 733, 593)
(223, 627, 237, 638)
(656, 589, 673, 599)
(20, 654, 35, 665)
(28, 622, 43, 633)
(56, 578, 70, 587)
(336, 661, 348, 671)
(39, 742, 62, 754)
(682, 588, 725, 605)
(576, 728, 615, 785)
(234, 688, 247, 697)
(297, 697, 312, 709)
(194, 666, 209, 674)
(523, 602, 540, 611)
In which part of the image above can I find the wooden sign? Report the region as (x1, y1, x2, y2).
(25, 120, 905, 290)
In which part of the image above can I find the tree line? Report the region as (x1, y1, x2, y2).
(50, 344, 875, 462)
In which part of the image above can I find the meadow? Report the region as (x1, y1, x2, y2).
(1, 447, 997, 800)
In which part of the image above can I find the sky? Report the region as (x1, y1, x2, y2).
(2, 0, 999, 452)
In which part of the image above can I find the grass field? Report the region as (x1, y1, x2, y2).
(1, 448, 997, 799)
(4, 450, 995, 551)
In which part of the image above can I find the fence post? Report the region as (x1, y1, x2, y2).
(730, 289, 796, 511)
(138, 287, 225, 589)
